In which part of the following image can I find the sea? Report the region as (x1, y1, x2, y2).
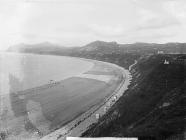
(0, 52, 94, 139)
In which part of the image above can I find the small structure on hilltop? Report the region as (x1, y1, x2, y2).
(49, 79, 56, 84)
(164, 59, 170, 65)
(159, 102, 170, 108)
(158, 50, 164, 54)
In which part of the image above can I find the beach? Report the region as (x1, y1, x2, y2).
(41, 59, 132, 140)
(0, 53, 126, 140)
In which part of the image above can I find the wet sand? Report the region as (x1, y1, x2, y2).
(41, 59, 132, 140)
(0, 54, 123, 140)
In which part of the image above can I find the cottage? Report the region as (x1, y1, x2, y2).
(158, 51, 164, 54)
(164, 59, 169, 64)
(95, 113, 100, 119)
(113, 96, 117, 101)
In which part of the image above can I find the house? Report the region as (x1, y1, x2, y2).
(158, 50, 164, 54)
(95, 113, 100, 119)
(164, 59, 169, 64)
(113, 96, 117, 101)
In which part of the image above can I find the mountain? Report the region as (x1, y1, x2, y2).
(7, 41, 186, 55)
(82, 40, 119, 51)
(8, 42, 66, 53)
(120, 42, 186, 54)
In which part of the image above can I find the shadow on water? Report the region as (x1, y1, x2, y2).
(9, 74, 26, 117)
(0, 53, 57, 139)
(9, 74, 40, 132)
(0, 77, 43, 139)
(1, 53, 97, 139)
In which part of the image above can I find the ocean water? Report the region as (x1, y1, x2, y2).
(0, 52, 119, 139)
(0, 52, 93, 95)
(0, 52, 94, 138)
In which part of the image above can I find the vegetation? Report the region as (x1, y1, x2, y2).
(82, 54, 185, 140)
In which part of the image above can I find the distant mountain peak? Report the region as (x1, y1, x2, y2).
(8, 42, 63, 52)
(78, 40, 119, 53)
(7, 40, 186, 54)
(86, 40, 118, 46)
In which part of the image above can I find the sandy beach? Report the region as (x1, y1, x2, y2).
(0, 53, 126, 140)
(41, 59, 133, 140)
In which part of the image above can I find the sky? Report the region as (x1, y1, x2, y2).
(0, 0, 186, 50)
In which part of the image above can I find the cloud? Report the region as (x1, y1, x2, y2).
(0, 0, 32, 50)
(136, 15, 180, 30)
(88, 24, 125, 37)
(0, 0, 186, 50)
(164, 0, 186, 20)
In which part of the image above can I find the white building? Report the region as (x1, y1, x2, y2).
(95, 113, 100, 119)
(164, 59, 169, 64)
(113, 96, 117, 101)
(158, 51, 164, 54)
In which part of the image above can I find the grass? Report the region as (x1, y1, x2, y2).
(82, 54, 185, 140)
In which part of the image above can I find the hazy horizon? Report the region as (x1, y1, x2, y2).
(0, 0, 186, 50)
(8, 40, 186, 48)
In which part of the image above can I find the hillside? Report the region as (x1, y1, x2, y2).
(119, 42, 186, 54)
(8, 41, 186, 55)
(82, 54, 186, 140)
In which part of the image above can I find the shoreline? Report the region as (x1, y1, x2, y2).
(41, 59, 133, 140)
(1, 53, 132, 140)
(0, 52, 94, 96)
(1, 53, 123, 140)
(0, 53, 96, 140)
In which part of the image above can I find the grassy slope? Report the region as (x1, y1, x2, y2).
(82, 54, 186, 140)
